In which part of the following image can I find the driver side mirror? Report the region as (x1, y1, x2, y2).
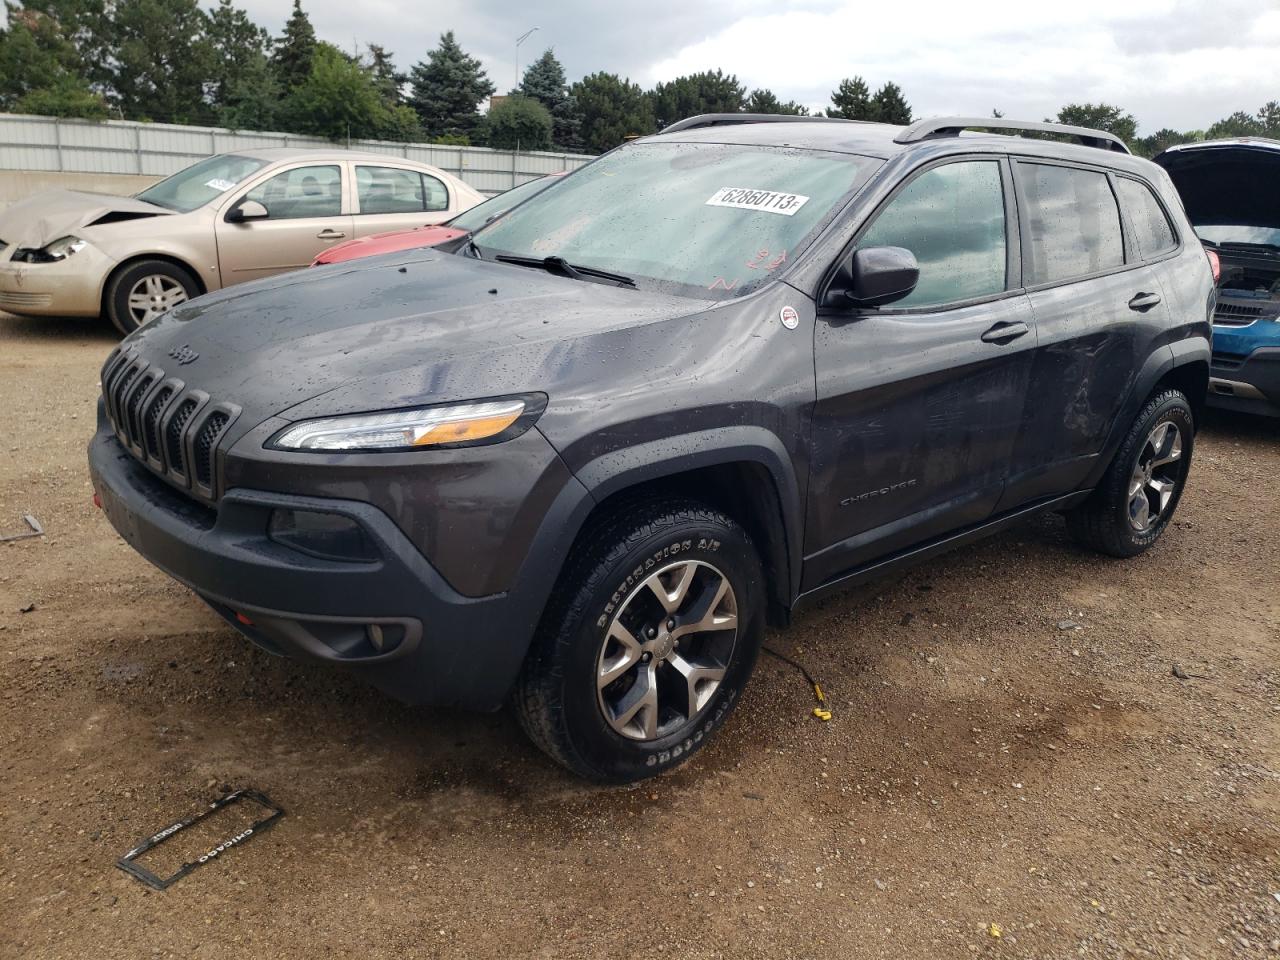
(226, 199, 268, 223)
(833, 246, 920, 308)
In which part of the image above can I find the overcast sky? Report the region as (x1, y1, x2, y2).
(240, 0, 1280, 133)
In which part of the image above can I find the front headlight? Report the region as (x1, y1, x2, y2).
(270, 397, 539, 452)
(13, 235, 88, 263)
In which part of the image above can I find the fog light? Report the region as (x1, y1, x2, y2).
(267, 509, 378, 562)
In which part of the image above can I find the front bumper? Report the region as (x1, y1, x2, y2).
(87, 423, 579, 709)
(1209, 319, 1280, 416)
(0, 245, 111, 317)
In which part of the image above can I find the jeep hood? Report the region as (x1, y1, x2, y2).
(125, 249, 704, 437)
(1155, 140, 1280, 229)
(0, 189, 170, 248)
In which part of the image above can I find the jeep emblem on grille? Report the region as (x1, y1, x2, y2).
(168, 344, 199, 365)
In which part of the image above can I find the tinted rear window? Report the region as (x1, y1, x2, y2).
(1016, 163, 1124, 285)
(1116, 177, 1177, 258)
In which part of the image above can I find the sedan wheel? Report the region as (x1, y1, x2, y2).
(127, 274, 190, 328)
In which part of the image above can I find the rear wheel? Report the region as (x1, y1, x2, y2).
(1066, 389, 1194, 557)
(514, 500, 764, 783)
(105, 259, 199, 336)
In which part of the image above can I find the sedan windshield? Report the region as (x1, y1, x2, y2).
(471, 142, 881, 299)
(136, 154, 268, 213)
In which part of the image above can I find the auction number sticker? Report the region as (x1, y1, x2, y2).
(705, 187, 810, 216)
(204, 178, 236, 192)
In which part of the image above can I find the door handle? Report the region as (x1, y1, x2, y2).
(316, 229, 346, 240)
(980, 320, 1030, 344)
(1128, 292, 1161, 312)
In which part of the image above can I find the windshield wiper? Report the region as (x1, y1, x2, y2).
(494, 254, 636, 288)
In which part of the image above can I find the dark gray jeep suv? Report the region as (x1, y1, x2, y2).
(88, 115, 1213, 782)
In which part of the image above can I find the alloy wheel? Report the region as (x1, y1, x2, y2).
(127, 274, 189, 327)
(1127, 420, 1183, 532)
(596, 559, 738, 741)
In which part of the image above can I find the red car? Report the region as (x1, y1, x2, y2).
(311, 173, 565, 266)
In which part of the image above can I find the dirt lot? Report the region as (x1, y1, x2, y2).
(1, 311, 1277, 960)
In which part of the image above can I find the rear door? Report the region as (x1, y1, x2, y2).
(214, 162, 354, 284)
(805, 156, 1037, 590)
(351, 163, 454, 239)
(999, 160, 1175, 508)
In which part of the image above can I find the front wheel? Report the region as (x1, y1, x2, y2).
(1066, 389, 1194, 557)
(514, 500, 764, 783)
(105, 259, 199, 336)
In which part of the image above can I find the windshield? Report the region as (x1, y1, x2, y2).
(1196, 225, 1280, 248)
(136, 154, 268, 213)
(451, 176, 558, 233)
(470, 142, 881, 298)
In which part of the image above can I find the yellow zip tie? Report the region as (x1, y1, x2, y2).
(812, 682, 832, 721)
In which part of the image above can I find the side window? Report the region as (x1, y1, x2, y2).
(356, 166, 450, 214)
(1015, 162, 1124, 284)
(1116, 177, 1177, 259)
(242, 164, 342, 220)
(857, 160, 1007, 308)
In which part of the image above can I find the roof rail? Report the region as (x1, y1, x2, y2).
(894, 117, 1131, 154)
(659, 113, 853, 135)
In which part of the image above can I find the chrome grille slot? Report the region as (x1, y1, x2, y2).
(1213, 302, 1264, 326)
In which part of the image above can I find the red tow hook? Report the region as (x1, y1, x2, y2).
(92, 492, 102, 509)
(235, 612, 254, 626)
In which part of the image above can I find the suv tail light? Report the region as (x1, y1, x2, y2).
(1205, 247, 1221, 284)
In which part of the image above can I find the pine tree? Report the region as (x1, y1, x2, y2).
(407, 30, 494, 142)
(870, 82, 912, 125)
(826, 77, 871, 120)
(365, 42, 404, 108)
(108, 0, 215, 124)
(570, 72, 654, 153)
(650, 69, 744, 129)
(271, 0, 315, 92)
(517, 48, 581, 151)
(745, 88, 808, 115)
(206, 0, 270, 108)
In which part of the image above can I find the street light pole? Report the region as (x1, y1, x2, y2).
(515, 26, 539, 89)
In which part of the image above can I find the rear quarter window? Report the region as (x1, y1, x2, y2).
(1015, 162, 1125, 285)
(1116, 177, 1178, 259)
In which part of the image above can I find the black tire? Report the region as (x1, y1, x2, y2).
(514, 499, 765, 783)
(1066, 389, 1194, 557)
(105, 259, 200, 336)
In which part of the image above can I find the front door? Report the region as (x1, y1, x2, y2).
(805, 157, 1036, 591)
(214, 162, 354, 284)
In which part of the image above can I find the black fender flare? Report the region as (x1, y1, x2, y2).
(556, 426, 806, 608)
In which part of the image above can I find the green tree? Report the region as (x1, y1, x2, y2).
(206, 0, 270, 109)
(1257, 100, 1280, 137)
(407, 30, 494, 141)
(649, 68, 744, 129)
(1050, 103, 1138, 146)
(826, 76, 871, 119)
(484, 94, 551, 150)
(270, 0, 314, 92)
(0, 1, 107, 111)
(870, 81, 911, 124)
(517, 48, 581, 151)
(15, 73, 106, 117)
(365, 41, 404, 107)
(217, 51, 281, 131)
(571, 72, 654, 152)
(744, 88, 808, 115)
(1132, 127, 1199, 159)
(283, 41, 395, 141)
(107, 0, 214, 123)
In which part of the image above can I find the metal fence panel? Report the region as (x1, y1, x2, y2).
(0, 113, 593, 194)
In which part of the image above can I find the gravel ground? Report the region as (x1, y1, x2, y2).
(1, 311, 1278, 960)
